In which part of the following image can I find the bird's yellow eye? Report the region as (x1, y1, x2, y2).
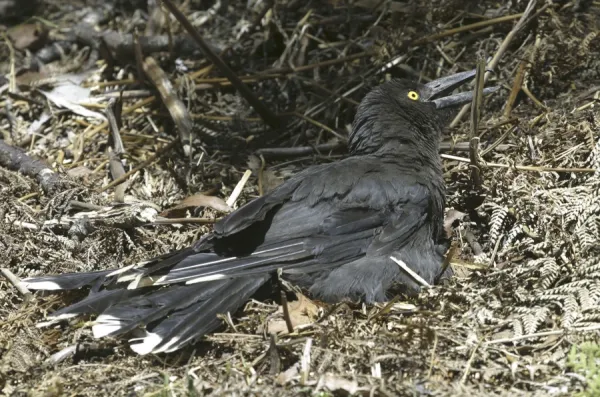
(407, 91, 420, 101)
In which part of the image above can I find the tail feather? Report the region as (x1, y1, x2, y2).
(92, 281, 229, 337)
(21, 237, 314, 354)
(129, 276, 268, 354)
(50, 288, 145, 319)
(22, 269, 115, 290)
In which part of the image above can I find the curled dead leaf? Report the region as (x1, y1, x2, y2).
(266, 293, 319, 334)
(160, 193, 232, 218)
(8, 22, 48, 51)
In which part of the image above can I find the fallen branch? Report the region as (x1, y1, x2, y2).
(0, 140, 67, 195)
(162, 0, 281, 130)
(1, 267, 33, 302)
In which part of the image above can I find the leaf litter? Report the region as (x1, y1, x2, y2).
(1, 0, 600, 396)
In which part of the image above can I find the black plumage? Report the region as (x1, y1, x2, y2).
(23, 70, 497, 354)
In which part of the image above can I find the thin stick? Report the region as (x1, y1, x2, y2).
(480, 126, 517, 156)
(2, 33, 17, 93)
(280, 290, 294, 333)
(469, 60, 486, 187)
(1, 268, 33, 302)
(161, 0, 281, 129)
(460, 339, 481, 385)
(293, 111, 346, 141)
(427, 332, 439, 378)
(484, 324, 600, 345)
(226, 170, 252, 207)
(98, 139, 178, 192)
(390, 256, 431, 288)
(504, 61, 527, 118)
(300, 337, 313, 385)
(150, 217, 218, 225)
(413, 13, 526, 45)
(441, 153, 595, 173)
(450, 0, 540, 127)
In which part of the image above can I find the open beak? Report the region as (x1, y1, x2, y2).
(423, 70, 500, 109)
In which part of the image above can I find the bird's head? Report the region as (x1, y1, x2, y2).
(349, 70, 498, 156)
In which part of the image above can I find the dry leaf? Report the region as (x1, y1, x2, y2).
(160, 193, 232, 218)
(39, 88, 106, 121)
(276, 362, 299, 385)
(247, 154, 283, 194)
(444, 208, 466, 237)
(316, 374, 369, 395)
(66, 166, 94, 179)
(266, 293, 319, 334)
(8, 22, 48, 51)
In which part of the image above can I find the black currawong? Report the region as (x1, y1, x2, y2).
(22, 70, 498, 355)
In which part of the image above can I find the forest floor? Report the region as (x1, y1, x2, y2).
(1, 0, 600, 395)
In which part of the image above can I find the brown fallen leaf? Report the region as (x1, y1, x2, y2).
(266, 293, 319, 334)
(8, 22, 48, 51)
(160, 193, 232, 218)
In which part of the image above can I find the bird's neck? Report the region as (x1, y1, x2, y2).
(348, 110, 443, 160)
(349, 127, 441, 163)
(371, 138, 440, 159)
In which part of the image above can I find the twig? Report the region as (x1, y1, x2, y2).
(258, 154, 266, 196)
(0, 140, 67, 195)
(504, 61, 527, 118)
(255, 141, 512, 159)
(436, 241, 458, 283)
(300, 337, 313, 385)
(427, 332, 439, 378)
(268, 333, 281, 375)
(98, 139, 178, 192)
(450, 0, 540, 127)
(161, 0, 281, 129)
(390, 256, 431, 288)
(489, 232, 503, 267)
(262, 51, 376, 76)
(469, 60, 486, 187)
(367, 295, 401, 322)
(460, 339, 482, 385)
(226, 170, 252, 208)
(100, 30, 223, 60)
(150, 217, 218, 225)
(483, 324, 600, 346)
(105, 98, 127, 202)
(84, 96, 157, 141)
(521, 85, 547, 110)
(69, 200, 104, 211)
(293, 112, 346, 141)
(480, 126, 517, 156)
(280, 290, 294, 333)
(256, 142, 344, 158)
(143, 56, 194, 153)
(441, 153, 595, 173)
(2, 33, 17, 93)
(413, 13, 526, 45)
(1, 268, 33, 302)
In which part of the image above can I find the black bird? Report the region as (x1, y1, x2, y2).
(23, 70, 497, 355)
